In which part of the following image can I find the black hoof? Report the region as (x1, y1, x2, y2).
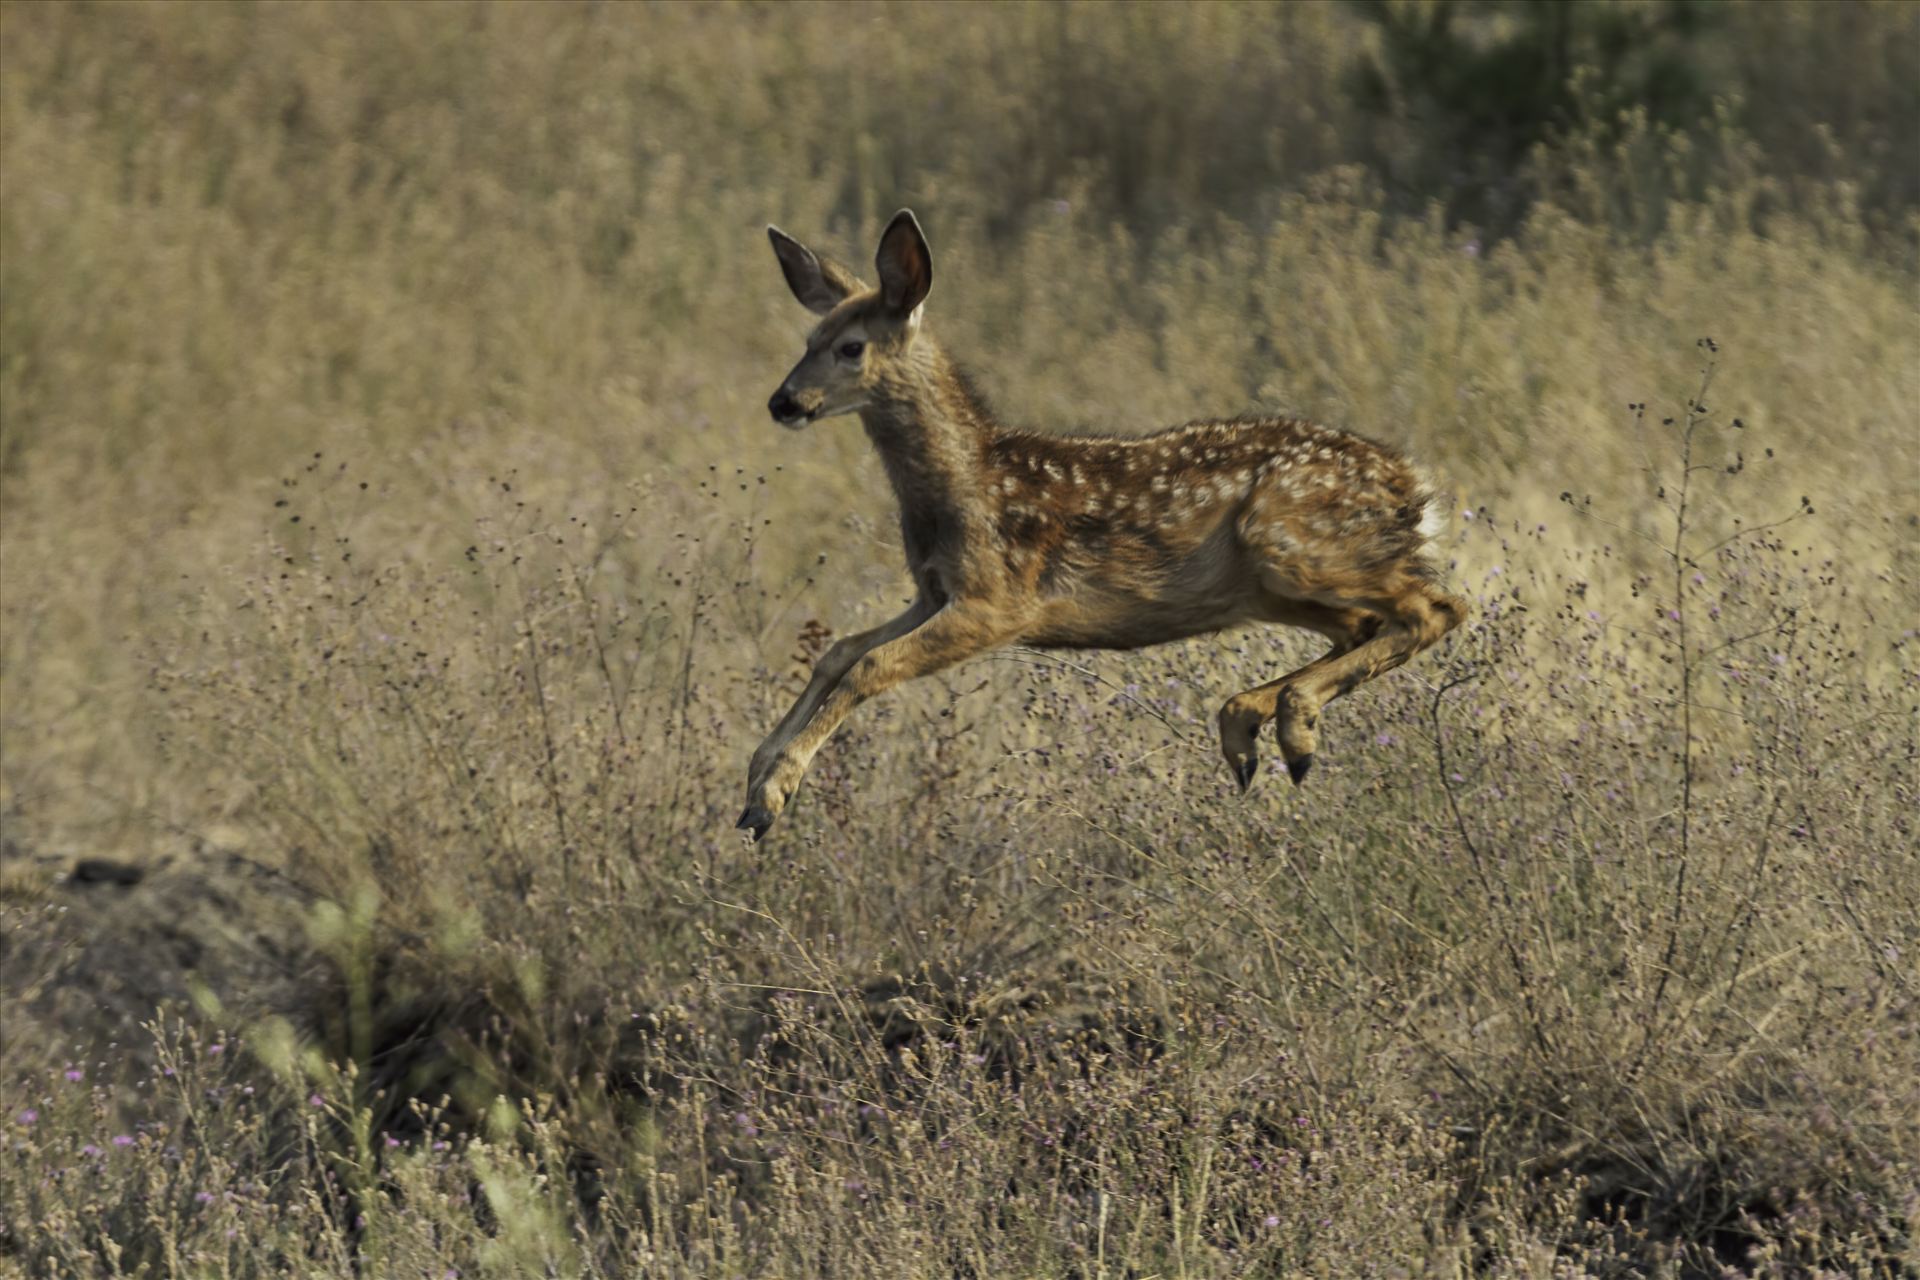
(1286, 755, 1313, 786)
(736, 804, 774, 842)
(1231, 757, 1258, 793)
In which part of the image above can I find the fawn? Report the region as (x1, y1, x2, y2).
(739, 210, 1466, 840)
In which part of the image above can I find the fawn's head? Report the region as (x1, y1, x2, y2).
(765, 210, 932, 428)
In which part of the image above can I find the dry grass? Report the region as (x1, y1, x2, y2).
(2, 2, 1916, 1275)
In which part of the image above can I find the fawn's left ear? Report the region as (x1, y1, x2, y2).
(875, 209, 932, 316)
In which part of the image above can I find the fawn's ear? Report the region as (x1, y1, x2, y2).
(767, 225, 863, 315)
(874, 209, 931, 316)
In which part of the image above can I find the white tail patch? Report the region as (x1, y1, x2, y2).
(1414, 469, 1449, 547)
(1417, 499, 1447, 546)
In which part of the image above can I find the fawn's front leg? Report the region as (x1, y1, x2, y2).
(746, 598, 939, 801)
(738, 602, 1009, 841)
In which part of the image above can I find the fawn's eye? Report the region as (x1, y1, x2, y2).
(838, 341, 865, 360)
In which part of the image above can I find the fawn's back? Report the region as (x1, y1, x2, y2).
(978, 414, 1443, 650)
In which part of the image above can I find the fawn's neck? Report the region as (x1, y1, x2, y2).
(858, 341, 991, 521)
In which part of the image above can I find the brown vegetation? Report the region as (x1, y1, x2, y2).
(1, 2, 1915, 1275)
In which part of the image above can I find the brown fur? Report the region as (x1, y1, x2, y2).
(740, 211, 1466, 840)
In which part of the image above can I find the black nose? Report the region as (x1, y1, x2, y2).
(768, 390, 797, 422)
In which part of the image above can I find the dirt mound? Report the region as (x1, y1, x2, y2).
(0, 834, 324, 1071)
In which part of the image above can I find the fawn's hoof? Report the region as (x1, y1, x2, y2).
(1231, 756, 1259, 793)
(1286, 755, 1314, 786)
(736, 804, 775, 842)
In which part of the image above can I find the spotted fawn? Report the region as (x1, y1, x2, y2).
(739, 210, 1466, 840)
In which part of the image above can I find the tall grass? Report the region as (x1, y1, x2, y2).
(2, 2, 1916, 1274)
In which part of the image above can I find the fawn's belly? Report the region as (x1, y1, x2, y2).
(1022, 606, 1253, 651)
(1018, 528, 1264, 650)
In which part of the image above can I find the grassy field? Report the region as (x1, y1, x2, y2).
(2, 2, 1916, 1275)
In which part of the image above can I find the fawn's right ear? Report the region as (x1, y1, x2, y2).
(874, 209, 931, 316)
(768, 225, 863, 315)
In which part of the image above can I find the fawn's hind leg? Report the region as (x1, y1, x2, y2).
(1269, 579, 1467, 780)
(1217, 601, 1374, 791)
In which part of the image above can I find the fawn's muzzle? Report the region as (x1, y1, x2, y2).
(768, 389, 810, 426)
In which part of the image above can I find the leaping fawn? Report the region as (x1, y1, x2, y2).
(738, 210, 1466, 841)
